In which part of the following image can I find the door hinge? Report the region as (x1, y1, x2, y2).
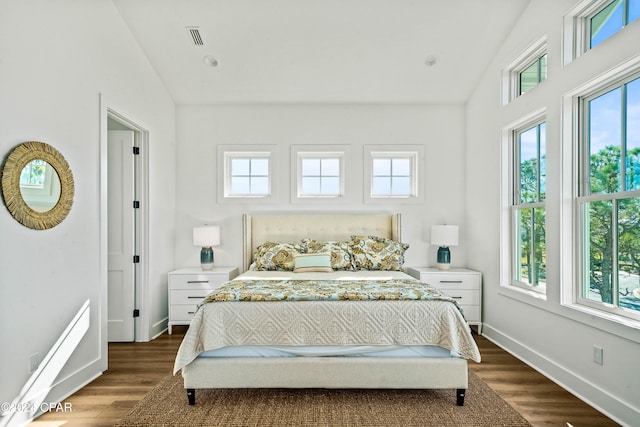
(133, 146, 140, 155)
(133, 200, 140, 209)
(133, 255, 140, 263)
(133, 309, 140, 318)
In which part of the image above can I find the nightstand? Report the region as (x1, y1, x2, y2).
(168, 267, 239, 334)
(406, 267, 482, 334)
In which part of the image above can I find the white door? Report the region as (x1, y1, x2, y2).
(108, 130, 136, 342)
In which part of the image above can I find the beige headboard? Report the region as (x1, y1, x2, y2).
(242, 213, 401, 271)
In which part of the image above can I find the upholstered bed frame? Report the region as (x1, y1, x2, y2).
(182, 212, 469, 406)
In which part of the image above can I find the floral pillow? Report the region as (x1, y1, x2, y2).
(250, 241, 303, 271)
(300, 238, 354, 271)
(349, 235, 409, 271)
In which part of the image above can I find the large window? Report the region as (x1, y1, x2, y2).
(590, 0, 640, 48)
(512, 121, 547, 291)
(577, 75, 640, 319)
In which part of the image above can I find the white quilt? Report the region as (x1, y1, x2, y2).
(174, 272, 481, 374)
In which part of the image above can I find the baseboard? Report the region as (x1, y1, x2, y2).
(482, 323, 637, 427)
(150, 317, 168, 341)
(32, 358, 103, 421)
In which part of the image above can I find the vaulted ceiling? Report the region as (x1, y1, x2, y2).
(114, 0, 530, 104)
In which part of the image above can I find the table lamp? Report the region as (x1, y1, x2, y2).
(430, 225, 459, 270)
(193, 225, 221, 270)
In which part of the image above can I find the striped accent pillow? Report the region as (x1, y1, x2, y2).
(293, 253, 333, 273)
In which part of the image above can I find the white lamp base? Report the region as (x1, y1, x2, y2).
(436, 262, 451, 271)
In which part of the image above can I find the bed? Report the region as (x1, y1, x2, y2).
(173, 212, 481, 406)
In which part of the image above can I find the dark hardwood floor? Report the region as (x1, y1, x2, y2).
(30, 327, 619, 426)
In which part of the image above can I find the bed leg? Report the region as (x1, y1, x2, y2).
(187, 388, 196, 405)
(456, 388, 465, 406)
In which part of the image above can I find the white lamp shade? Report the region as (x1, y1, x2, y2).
(430, 225, 459, 246)
(193, 226, 221, 247)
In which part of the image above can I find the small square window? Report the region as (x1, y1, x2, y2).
(224, 152, 271, 197)
(365, 147, 421, 202)
(297, 153, 344, 197)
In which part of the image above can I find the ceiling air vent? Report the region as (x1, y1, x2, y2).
(186, 26, 204, 46)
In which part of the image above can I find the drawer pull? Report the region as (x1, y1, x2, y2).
(439, 280, 463, 283)
(187, 296, 204, 299)
(452, 296, 463, 299)
(188, 311, 195, 315)
(187, 280, 210, 284)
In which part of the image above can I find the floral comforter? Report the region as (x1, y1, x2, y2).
(205, 277, 463, 305)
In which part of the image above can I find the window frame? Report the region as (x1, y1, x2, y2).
(501, 36, 547, 105)
(295, 150, 345, 199)
(363, 145, 424, 204)
(501, 111, 548, 296)
(563, 0, 638, 65)
(574, 74, 640, 321)
(217, 145, 277, 203)
(561, 55, 640, 327)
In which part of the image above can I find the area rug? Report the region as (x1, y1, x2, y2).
(116, 371, 531, 427)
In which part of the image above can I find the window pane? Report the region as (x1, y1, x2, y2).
(519, 126, 538, 203)
(590, 0, 624, 48)
(373, 158, 391, 176)
(372, 177, 391, 195)
(539, 123, 547, 200)
(584, 200, 615, 304)
(302, 158, 320, 176)
(251, 158, 269, 176)
(391, 177, 411, 195)
(589, 87, 622, 194)
(322, 158, 340, 176)
(515, 208, 533, 284)
(231, 177, 250, 194)
(630, 0, 640, 23)
(392, 158, 411, 176)
(321, 177, 340, 195)
(302, 177, 320, 194)
(231, 158, 250, 176)
(534, 207, 546, 287)
(627, 78, 640, 191)
(618, 197, 640, 312)
(250, 177, 269, 195)
(519, 60, 540, 95)
(514, 207, 546, 287)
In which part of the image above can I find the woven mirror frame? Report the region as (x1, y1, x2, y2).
(1, 141, 74, 230)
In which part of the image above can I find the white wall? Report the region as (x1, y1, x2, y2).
(466, 1, 640, 425)
(0, 0, 175, 419)
(175, 104, 467, 271)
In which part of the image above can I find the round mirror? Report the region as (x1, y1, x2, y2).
(1, 141, 74, 229)
(19, 159, 62, 212)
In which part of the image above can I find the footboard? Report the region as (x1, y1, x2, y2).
(182, 356, 469, 406)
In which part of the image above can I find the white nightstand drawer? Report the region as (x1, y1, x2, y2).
(169, 275, 229, 289)
(170, 305, 200, 321)
(170, 289, 213, 305)
(421, 274, 480, 290)
(438, 289, 480, 306)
